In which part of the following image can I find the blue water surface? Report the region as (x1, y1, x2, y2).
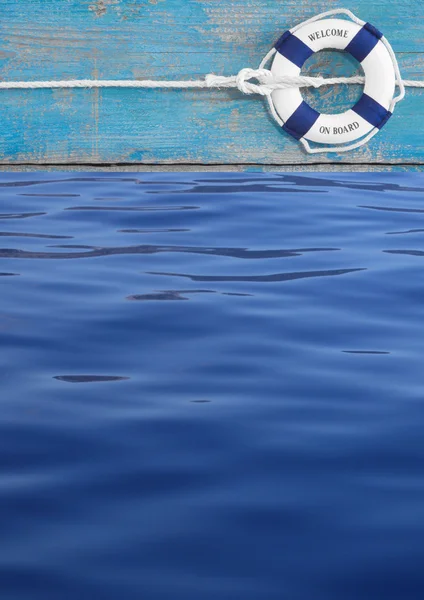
(1, 172, 424, 599)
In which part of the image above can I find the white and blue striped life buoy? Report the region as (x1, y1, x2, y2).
(269, 16, 398, 149)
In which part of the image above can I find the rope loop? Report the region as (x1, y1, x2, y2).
(235, 68, 274, 95)
(204, 69, 275, 95)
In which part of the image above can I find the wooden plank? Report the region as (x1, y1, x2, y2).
(3, 165, 424, 173)
(0, 0, 423, 166)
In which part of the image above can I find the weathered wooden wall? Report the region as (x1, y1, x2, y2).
(0, 0, 423, 169)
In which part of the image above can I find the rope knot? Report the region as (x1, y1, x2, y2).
(235, 68, 274, 95)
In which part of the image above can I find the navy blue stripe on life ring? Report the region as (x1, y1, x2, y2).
(345, 22, 383, 63)
(275, 31, 314, 68)
(282, 101, 320, 140)
(352, 93, 392, 129)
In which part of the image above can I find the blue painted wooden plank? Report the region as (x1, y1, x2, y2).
(4, 165, 424, 173)
(0, 0, 423, 165)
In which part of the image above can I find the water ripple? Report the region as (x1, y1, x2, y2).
(196, 174, 424, 193)
(127, 289, 253, 301)
(54, 375, 130, 383)
(2, 173, 424, 600)
(342, 350, 391, 355)
(119, 229, 190, 234)
(0, 245, 339, 261)
(384, 250, 424, 257)
(127, 290, 214, 301)
(386, 229, 424, 236)
(65, 205, 199, 212)
(20, 193, 81, 198)
(0, 231, 73, 240)
(359, 205, 424, 213)
(0, 177, 143, 188)
(0, 212, 46, 220)
(147, 268, 366, 283)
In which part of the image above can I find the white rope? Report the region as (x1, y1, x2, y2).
(0, 7, 420, 154)
(1, 74, 423, 93)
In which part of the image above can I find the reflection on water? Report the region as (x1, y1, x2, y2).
(54, 375, 130, 383)
(146, 267, 365, 283)
(386, 228, 424, 235)
(1, 172, 424, 600)
(0, 211, 46, 219)
(0, 245, 340, 260)
(360, 205, 424, 213)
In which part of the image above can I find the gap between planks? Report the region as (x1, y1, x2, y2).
(1, 162, 424, 172)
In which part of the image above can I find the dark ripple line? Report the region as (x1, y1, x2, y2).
(119, 229, 190, 234)
(0, 272, 19, 277)
(195, 177, 285, 184)
(384, 250, 424, 257)
(47, 244, 95, 250)
(190, 400, 211, 403)
(0, 212, 46, 220)
(19, 193, 81, 197)
(64, 205, 199, 212)
(54, 375, 130, 383)
(222, 292, 253, 297)
(128, 290, 214, 301)
(146, 268, 366, 283)
(0, 177, 143, 188)
(127, 289, 253, 301)
(161, 175, 424, 194)
(148, 184, 326, 195)
(386, 229, 424, 235)
(0, 232, 73, 240)
(359, 205, 424, 214)
(0, 246, 339, 260)
(280, 175, 424, 193)
(343, 350, 390, 355)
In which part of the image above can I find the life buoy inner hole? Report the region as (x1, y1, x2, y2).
(301, 49, 364, 114)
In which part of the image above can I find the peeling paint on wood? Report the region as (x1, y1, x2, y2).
(89, 0, 120, 18)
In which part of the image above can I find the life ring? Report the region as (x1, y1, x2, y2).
(269, 16, 397, 148)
